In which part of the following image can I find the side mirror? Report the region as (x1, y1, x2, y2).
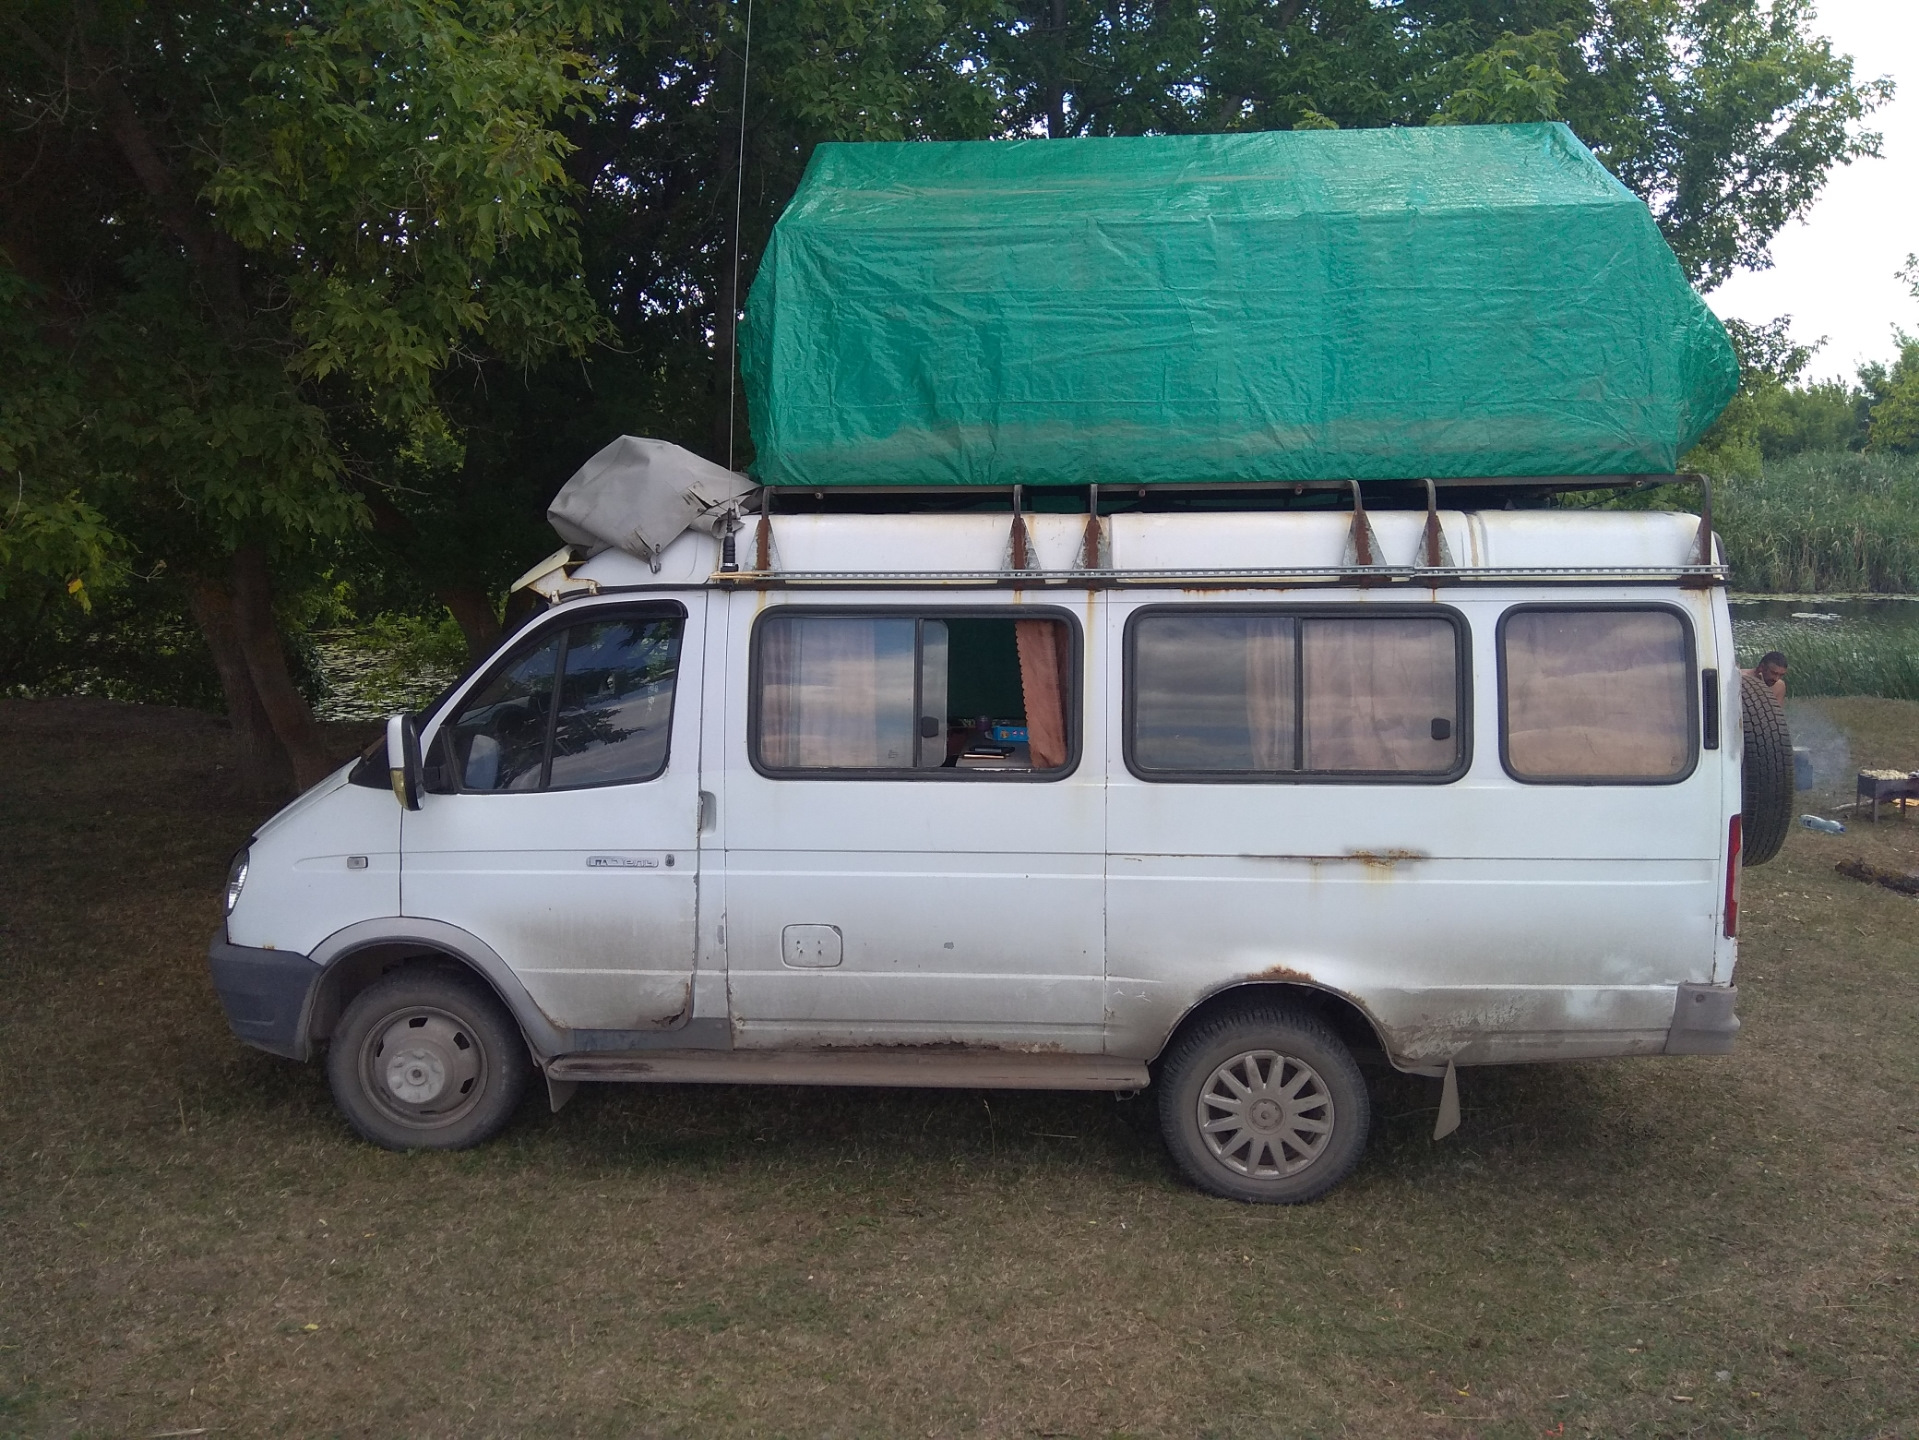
(386, 713, 423, 811)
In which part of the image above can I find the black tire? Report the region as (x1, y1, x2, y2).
(1741, 671, 1793, 867)
(1156, 1005, 1370, 1204)
(326, 967, 530, 1150)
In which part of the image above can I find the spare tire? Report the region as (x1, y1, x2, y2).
(1741, 671, 1793, 866)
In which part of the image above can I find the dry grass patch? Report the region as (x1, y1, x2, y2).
(1, 696, 1916, 1438)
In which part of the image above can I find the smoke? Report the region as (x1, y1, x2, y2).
(1783, 701, 1852, 803)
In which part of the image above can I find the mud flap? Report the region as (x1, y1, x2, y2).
(547, 1075, 578, 1114)
(1433, 1060, 1460, 1141)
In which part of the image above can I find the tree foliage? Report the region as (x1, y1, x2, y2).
(2, 0, 611, 786)
(0, 0, 1898, 789)
(1683, 314, 1919, 480)
(982, 1, 1889, 287)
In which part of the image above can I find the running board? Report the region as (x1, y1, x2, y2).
(545, 1049, 1150, 1091)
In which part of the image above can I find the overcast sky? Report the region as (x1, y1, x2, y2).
(1706, 0, 1919, 382)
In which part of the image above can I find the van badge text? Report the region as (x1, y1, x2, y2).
(587, 855, 659, 868)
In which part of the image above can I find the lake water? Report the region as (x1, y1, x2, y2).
(1730, 595, 1919, 629)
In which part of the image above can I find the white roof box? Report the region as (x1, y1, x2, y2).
(546, 436, 755, 568)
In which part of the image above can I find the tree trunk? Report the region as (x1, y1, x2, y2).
(228, 545, 337, 790)
(1047, 0, 1069, 138)
(438, 584, 503, 665)
(708, 230, 742, 467)
(186, 576, 294, 798)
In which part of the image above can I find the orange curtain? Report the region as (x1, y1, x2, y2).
(1014, 619, 1070, 770)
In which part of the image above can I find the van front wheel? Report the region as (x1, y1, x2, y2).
(1157, 1006, 1370, 1204)
(326, 968, 529, 1150)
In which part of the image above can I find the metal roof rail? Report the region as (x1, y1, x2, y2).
(710, 563, 1729, 590)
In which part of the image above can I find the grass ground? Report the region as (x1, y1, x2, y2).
(2, 696, 1916, 1439)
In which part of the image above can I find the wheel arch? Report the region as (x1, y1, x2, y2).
(306, 919, 568, 1060)
(1152, 981, 1394, 1076)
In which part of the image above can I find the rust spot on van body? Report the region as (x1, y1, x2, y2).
(800, 1038, 1070, 1055)
(1348, 847, 1426, 872)
(1231, 849, 1428, 869)
(658, 978, 693, 1030)
(1248, 963, 1316, 984)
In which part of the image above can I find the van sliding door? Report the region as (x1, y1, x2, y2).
(716, 598, 1106, 1051)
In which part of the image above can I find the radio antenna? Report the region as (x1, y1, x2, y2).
(727, 0, 755, 473)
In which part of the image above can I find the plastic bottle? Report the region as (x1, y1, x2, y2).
(1800, 814, 1845, 834)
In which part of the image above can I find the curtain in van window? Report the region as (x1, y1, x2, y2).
(1014, 618, 1071, 769)
(759, 615, 917, 768)
(1301, 618, 1458, 772)
(1503, 610, 1689, 779)
(1243, 616, 1294, 770)
(1131, 613, 1297, 772)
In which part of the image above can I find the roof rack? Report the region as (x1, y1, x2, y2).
(715, 473, 1720, 590)
(713, 564, 1728, 589)
(748, 472, 1694, 515)
(520, 472, 1722, 601)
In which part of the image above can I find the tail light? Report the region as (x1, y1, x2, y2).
(1723, 814, 1742, 937)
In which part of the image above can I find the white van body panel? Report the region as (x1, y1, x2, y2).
(1102, 579, 1726, 1065)
(227, 768, 400, 957)
(225, 504, 1741, 1080)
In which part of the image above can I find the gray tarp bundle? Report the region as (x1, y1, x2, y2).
(547, 437, 754, 565)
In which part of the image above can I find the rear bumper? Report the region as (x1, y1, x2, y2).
(207, 930, 320, 1061)
(1664, 982, 1740, 1056)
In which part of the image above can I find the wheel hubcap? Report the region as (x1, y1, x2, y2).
(1197, 1049, 1335, 1179)
(362, 1007, 486, 1128)
(385, 1047, 449, 1104)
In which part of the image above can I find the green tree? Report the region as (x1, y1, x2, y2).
(563, 1, 1007, 472)
(1862, 338, 1919, 455)
(1686, 315, 1824, 477)
(2, 0, 609, 790)
(1860, 258, 1919, 454)
(980, 2, 1888, 288)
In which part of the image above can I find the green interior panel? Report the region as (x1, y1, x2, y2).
(943, 619, 1025, 722)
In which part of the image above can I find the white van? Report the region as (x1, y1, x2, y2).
(210, 478, 1781, 1203)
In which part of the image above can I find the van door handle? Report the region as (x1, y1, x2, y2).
(698, 791, 716, 831)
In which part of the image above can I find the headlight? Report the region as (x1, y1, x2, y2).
(225, 849, 251, 915)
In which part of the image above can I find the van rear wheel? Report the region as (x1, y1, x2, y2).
(1157, 1005, 1370, 1204)
(326, 968, 529, 1150)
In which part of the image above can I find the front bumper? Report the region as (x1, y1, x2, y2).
(207, 930, 321, 1061)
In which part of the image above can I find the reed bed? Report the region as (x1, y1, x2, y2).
(1715, 451, 1919, 594)
(1733, 616, 1919, 700)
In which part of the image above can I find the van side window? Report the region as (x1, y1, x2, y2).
(1129, 610, 1463, 779)
(432, 611, 684, 792)
(754, 612, 1074, 776)
(1500, 607, 1693, 783)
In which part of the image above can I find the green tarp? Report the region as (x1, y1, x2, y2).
(740, 123, 1737, 488)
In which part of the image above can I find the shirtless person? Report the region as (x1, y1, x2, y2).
(1743, 651, 1787, 707)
